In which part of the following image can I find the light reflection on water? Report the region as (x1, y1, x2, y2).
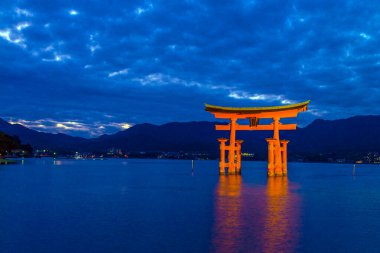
(212, 176, 300, 253)
(213, 176, 243, 253)
(263, 177, 300, 253)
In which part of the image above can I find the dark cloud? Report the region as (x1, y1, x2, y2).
(0, 0, 379, 137)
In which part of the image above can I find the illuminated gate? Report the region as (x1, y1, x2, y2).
(205, 100, 310, 176)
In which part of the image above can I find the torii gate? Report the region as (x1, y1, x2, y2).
(205, 100, 310, 176)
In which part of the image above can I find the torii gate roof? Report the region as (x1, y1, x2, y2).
(205, 100, 310, 118)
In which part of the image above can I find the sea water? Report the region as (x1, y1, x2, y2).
(0, 158, 379, 253)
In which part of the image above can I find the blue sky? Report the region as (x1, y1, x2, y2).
(0, 0, 379, 137)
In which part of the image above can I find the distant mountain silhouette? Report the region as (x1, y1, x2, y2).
(0, 116, 379, 158)
(0, 118, 91, 152)
(288, 116, 380, 153)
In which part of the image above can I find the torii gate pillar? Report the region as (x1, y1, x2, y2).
(217, 138, 228, 174)
(235, 140, 244, 174)
(227, 118, 237, 174)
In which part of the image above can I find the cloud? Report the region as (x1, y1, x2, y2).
(0, 28, 27, 48)
(359, 33, 371, 40)
(7, 118, 134, 137)
(135, 2, 154, 16)
(0, 0, 379, 137)
(108, 68, 129, 77)
(107, 122, 133, 129)
(15, 22, 31, 31)
(68, 10, 79, 16)
(132, 73, 201, 87)
(42, 53, 71, 62)
(228, 91, 296, 104)
(15, 7, 33, 17)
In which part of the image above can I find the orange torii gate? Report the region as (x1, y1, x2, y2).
(205, 100, 310, 176)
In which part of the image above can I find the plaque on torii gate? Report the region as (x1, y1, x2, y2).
(205, 100, 310, 176)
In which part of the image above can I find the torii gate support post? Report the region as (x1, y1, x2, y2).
(273, 117, 283, 176)
(236, 140, 244, 174)
(218, 138, 228, 174)
(266, 138, 275, 176)
(266, 138, 289, 177)
(281, 140, 289, 175)
(228, 118, 237, 174)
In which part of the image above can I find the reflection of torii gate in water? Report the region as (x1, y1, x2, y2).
(205, 100, 310, 176)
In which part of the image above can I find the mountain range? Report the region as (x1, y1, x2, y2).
(0, 116, 379, 159)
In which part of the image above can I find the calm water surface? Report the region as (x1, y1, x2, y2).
(1, 158, 380, 253)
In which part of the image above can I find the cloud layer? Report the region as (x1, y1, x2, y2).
(0, 0, 379, 137)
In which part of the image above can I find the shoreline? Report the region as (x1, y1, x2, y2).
(0, 158, 18, 165)
(8, 157, 380, 165)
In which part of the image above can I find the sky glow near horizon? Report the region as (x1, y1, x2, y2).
(0, 0, 379, 137)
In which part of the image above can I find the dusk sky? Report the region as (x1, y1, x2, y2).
(0, 0, 379, 137)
